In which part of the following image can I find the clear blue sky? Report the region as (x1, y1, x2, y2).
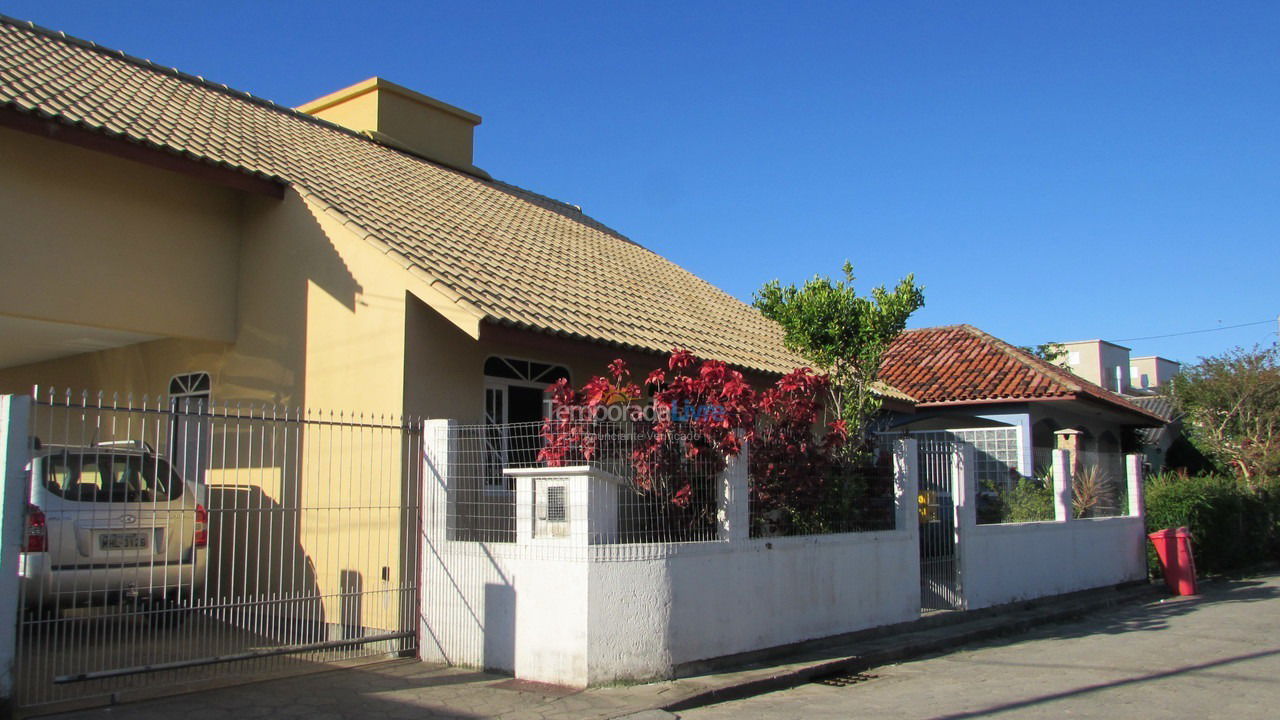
(6, 1, 1278, 365)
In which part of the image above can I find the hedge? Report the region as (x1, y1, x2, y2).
(1144, 473, 1280, 575)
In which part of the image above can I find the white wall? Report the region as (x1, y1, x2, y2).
(420, 436, 1146, 689)
(961, 517, 1147, 609)
(421, 532, 920, 687)
(958, 450, 1148, 609)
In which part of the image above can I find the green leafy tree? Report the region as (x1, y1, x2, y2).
(1168, 345, 1280, 489)
(754, 262, 924, 451)
(1020, 342, 1067, 365)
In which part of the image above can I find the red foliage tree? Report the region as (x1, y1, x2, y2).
(540, 350, 850, 533)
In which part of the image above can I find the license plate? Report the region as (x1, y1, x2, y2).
(99, 532, 148, 550)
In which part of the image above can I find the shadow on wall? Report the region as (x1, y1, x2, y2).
(484, 582, 516, 672)
(206, 484, 324, 642)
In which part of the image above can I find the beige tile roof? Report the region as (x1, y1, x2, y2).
(0, 15, 806, 375)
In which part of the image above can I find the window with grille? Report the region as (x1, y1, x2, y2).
(914, 427, 1023, 492)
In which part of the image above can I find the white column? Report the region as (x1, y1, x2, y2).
(952, 443, 977, 531)
(952, 443, 976, 610)
(419, 418, 455, 665)
(893, 437, 919, 534)
(1125, 454, 1145, 519)
(1052, 448, 1073, 522)
(717, 438, 750, 543)
(422, 419, 456, 543)
(0, 395, 33, 705)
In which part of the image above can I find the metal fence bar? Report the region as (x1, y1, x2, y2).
(14, 389, 423, 712)
(917, 436, 961, 611)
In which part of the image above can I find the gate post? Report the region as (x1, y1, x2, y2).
(419, 419, 455, 665)
(893, 437, 919, 535)
(893, 437, 922, 612)
(717, 437, 749, 543)
(0, 395, 33, 711)
(951, 443, 976, 610)
(1051, 449, 1074, 522)
(1125, 454, 1145, 519)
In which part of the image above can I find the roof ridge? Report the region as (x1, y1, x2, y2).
(0, 13, 505, 183)
(901, 323, 968, 334)
(0, 15, 366, 136)
(956, 324, 1085, 394)
(956, 325, 1163, 420)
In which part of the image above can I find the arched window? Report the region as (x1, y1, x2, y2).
(168, 372, 211, 483)
(482, 357, 571, 486)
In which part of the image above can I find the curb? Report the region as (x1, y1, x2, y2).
(659, 583, 1162, 714)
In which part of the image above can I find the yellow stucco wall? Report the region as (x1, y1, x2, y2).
(0, 127, 241, 342)
(0, 130, 673, 637)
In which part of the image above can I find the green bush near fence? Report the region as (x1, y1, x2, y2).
(981, 477, 1055, 524)
(1144, 473, 1280, 575)
(1006, 477, 1056, 522)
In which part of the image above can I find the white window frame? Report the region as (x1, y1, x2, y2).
(168, 371, 212, 484)
(482, 357, 571, 491)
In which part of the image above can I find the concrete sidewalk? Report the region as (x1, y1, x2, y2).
(43, 582, 1163, 720)
(682, 571, 1280, 719)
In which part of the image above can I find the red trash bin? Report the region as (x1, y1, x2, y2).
(1148, 527, 1198, 596)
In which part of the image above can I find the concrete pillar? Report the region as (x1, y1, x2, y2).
(422, 419, 456, 542)
(717, 438, 749, 543)
(419, 418, 454, 665)
(0, 395, 33, 709)
(893, 437, 919, 533)
(893, 436, 923, 614)
(952, 443, 977, 532)
(1054, 428, 1083, 478)
(1051, 448, 1073, 522)
(952, 443, 976, 610)
(1125, 454, 1145, 519)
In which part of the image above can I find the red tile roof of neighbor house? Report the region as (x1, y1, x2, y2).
(879, 325, 1165, 424)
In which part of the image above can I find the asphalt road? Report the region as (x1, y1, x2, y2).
(680, 572, 1280, 720)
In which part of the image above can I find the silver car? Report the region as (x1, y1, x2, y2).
(20, 442, 208, 622)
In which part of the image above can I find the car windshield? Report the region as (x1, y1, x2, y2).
(41, 451, 183, 503)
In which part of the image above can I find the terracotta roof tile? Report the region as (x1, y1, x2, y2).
(879, 325, 1163, 422)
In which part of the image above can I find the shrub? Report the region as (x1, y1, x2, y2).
(1144, 472, 1276, 574)
(540, 350, 853, 537)
(1004, 477, 1055, 523)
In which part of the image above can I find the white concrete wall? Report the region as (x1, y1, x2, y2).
(658, 532, 919, 667)
(420, 436, 1145, 688)
(421, 532, 920, 687)
(961, 517, 1147, 609)
(958, 450, 1148, 609)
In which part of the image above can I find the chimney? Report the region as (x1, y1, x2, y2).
(297, 77, 489, 179)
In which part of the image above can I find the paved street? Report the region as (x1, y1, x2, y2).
(681, 572, 1280, 720)
(41, 572, 1280, 720)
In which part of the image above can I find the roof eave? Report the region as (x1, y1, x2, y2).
(0, 103, 286, 198)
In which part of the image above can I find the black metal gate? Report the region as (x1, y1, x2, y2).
(917, 435, 962, 610)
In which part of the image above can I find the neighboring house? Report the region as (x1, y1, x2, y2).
(1129, 355, 1181, 393)
(1057, 339, 1135, 394)
(877, 325, 1164, 493)
(1056, 339, 1181, 395)
(1128, 395, 1179, 473)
